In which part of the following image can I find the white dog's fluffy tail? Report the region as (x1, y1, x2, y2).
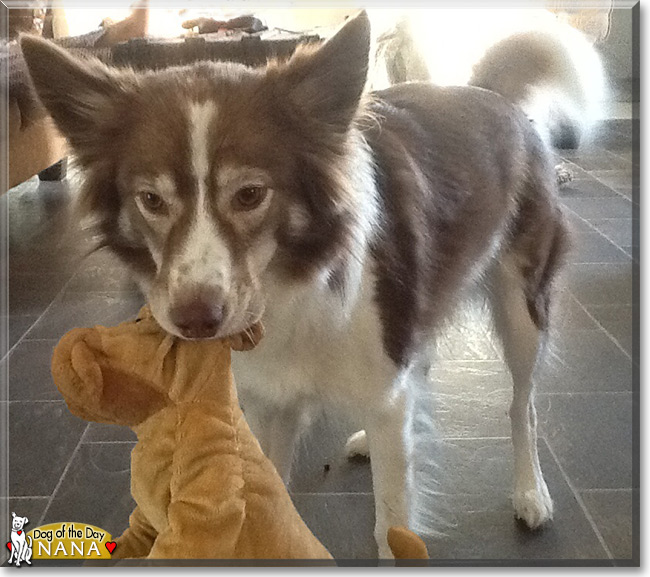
(469, 27, 607, 149)
(367, 10, 608, 150)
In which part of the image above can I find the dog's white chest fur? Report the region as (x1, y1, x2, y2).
(231, 268, 398, 410)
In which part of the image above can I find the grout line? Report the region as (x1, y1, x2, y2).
(583, 162, 635, 204)
(6, 400, 65, 404)
(537, 391, 631, 397)
(603, 148, 633, 167)
(562, 206, 632, 260)
(580, 488, 635, 494)
(81, 440, 136, 445)
(2, 271, 80, 364)
(568, 293, 632, 362)
(436, 436, 510, 441)
(289, 492, 374, 497)
(2, 495, 50, 500)
(37, 423, 89, 526)
(10, 338, 60, 343)
(542, 437, 615, 560)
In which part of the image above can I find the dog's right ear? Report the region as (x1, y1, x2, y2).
(275, 11, 371, 133)
(20, 36, 133, 160)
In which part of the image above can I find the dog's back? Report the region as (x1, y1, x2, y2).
(362, 82, 568, 364)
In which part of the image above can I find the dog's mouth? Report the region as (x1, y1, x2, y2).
(172, 318, 263, 343)
(148, 296, 265, 344)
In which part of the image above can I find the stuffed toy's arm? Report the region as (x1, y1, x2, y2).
(147, 498, 244, 559)
(113, 507, 159, 559)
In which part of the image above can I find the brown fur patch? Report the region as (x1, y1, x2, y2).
(363, 83, 560, 364)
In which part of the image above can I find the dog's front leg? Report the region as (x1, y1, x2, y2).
(241, 394, 306, 483)
(364, 388, 415, 559)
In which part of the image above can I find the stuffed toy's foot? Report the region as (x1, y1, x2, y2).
(113, 507, 158, 559)
(388, 526, 429, 561)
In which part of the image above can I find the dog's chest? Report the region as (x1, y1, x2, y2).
(231, 271, 397, 407)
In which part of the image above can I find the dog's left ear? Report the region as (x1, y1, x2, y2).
(277, 11, 371, 132)
(20, 35, 134, 163)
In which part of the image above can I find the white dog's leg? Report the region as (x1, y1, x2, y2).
(364, 386, 415, 558)
(488, 259, 553, 529)
(345, 429, 369, 458)
(240, 394, 305, 483)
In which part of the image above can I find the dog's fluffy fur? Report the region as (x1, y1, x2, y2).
(21, 12, 569, 558)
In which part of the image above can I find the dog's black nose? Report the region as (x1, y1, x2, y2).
(169, 296, 224, 339)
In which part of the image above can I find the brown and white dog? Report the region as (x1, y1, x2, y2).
(21, 11, 569, 558)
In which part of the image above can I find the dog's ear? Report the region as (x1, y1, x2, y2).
(20, 35, 133, 160)
(277, 10, 371, 132)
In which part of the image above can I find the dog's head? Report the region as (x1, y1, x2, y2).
(21, 12, 373, 340)
(11, 513, 28, 531)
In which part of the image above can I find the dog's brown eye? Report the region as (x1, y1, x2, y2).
(233, 186, 266, 211)
(140, 191, 166, 213)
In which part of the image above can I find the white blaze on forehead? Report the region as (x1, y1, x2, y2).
(189, 101, 217, 198)
(168, 100, 231, 293)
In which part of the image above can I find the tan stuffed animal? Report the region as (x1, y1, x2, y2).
(51, 307, 428, 561)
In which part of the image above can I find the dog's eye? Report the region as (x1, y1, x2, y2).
(233, 186, 267, 211)
(139, 191, 166, 214)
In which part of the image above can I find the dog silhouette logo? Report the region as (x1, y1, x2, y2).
(6, 512, 33, 567)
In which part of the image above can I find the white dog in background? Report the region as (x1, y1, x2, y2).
(367, 8, 608, 151)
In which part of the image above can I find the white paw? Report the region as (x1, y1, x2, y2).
(375, 526, 395, 560)
(377, 542, 395, 560)
(555, 163, 574, 187)
(513, 485, 554, 529)
(345, 430, 369, 459)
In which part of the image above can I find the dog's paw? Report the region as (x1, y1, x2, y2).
(345, 430, 369, 459)
(555, 163, 574, 187)
(513, 486, 554, 529)
(375, 525, 395, 560)
(377, 542, 395, 560)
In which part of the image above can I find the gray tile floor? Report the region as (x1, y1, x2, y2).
(1, 119, 638, 565)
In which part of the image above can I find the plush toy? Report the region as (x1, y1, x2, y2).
(51, 307, 428, 562)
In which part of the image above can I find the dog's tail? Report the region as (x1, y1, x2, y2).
(469, 28, 607, 149)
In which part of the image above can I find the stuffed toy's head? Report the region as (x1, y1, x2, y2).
(51, 306, 263, 428)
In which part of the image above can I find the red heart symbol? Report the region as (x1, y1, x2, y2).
(17, 531, 22, 536)
(105, 542, 117, 554)
(5, 542, 11, 551)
